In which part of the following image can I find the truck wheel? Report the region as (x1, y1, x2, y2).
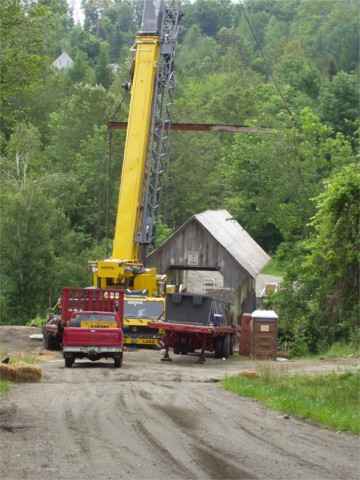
(48, 336, 60, 351)
(52, 337, 61, 351)
(64, 355, 74, 368)
(113, 353, 123, 368)
(223, 334, 231, 359)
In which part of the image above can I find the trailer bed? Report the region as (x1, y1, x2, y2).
(149, 321, 235, 335)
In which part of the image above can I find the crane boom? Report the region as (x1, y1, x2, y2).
(112, 33, 160, 262)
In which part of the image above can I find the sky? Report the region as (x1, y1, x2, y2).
(67, 0, 84, 24)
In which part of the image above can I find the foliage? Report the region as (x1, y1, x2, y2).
(320, 341, 360, 359)
(224, 370, 360, 434)
(0, 0, 358, 338)
(26, 316, 46, 328)
(154, 219, 173, 248)
(272, 164, 360, 354)
(319, 71, 359, 139)
(0, 0, 51, 133)
(0, 380, 9, 395)
(218, 108, 354, 251)
(0, 179, 90, 324)
(261, 258, 285, 277)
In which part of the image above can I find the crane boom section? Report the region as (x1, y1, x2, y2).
(112, 35, 160, 262)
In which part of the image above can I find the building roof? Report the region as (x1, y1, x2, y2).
(151, 209, 270, 279)
(52, 51, 74, 71)
(252, 309, 278, 319)
(193, 209, 270, 278)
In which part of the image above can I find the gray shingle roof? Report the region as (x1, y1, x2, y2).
(194, 209, 270, 278)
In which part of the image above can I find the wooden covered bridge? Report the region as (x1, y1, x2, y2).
(146, 209, 270, 317)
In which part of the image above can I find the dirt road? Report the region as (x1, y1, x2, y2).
(0, 330, 359, 480)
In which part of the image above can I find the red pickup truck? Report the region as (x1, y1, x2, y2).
(44, 288, 125, 368)
(63, 310, 124, 368)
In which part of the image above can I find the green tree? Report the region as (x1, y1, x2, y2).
(68, 51, 96, 84)
(273, 163, 360, 353)
(183, 0, 236, 37)
(154, 218, 173, 248)
(219, 108, 354, 250)
(95, 42, 112, 88)
(320, 71, 359, 138)
(0, 0, 50, 134)
(3, 123, 43, 184)
(0, 181, 87, 323)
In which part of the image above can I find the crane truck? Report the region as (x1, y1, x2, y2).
(43, 0, 181, 351)
(89, 0, 181, 346)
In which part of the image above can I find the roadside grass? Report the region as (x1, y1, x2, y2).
(0, 380, 9, 395)
(320, 342, 360, 359)
(10, 353, 39, 365)
(293, 342, 360, 361)
(223, 368, 360, 434)
(26, 315, 46, 327)
(1, 348, 39, 365)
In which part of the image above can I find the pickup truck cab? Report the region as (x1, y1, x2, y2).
(63, 311, 123, 368)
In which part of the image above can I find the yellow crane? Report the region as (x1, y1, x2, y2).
(91, 0, 181, 346)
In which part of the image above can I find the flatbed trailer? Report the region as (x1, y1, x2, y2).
(150, 293, 238, 363)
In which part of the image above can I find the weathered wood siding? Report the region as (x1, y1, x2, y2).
(147, 219, 250, 290)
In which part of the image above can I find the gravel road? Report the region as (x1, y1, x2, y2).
(1, 328, 359, 479)
(1, 348, 359, 480)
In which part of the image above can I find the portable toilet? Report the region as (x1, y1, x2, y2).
(251, 310, 278, 359)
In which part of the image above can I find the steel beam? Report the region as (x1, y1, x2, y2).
(108, 121, 272, 134)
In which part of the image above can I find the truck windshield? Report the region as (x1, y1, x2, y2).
(124, 300, 163, 319)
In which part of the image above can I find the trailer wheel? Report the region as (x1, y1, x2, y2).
(223, 334, 231, 359)
(229, 335, 234, 356)
(64, 355, 74, 368)
(214, 336, 224, 358)
(113, 353, 123, 368)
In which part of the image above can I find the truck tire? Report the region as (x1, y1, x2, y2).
(64, 355, 74, 368)
(113, 353, 123, 368)
(48, 336, 60, 351)
(223, 334, 231, 359)
(43, 334, 49, 350)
